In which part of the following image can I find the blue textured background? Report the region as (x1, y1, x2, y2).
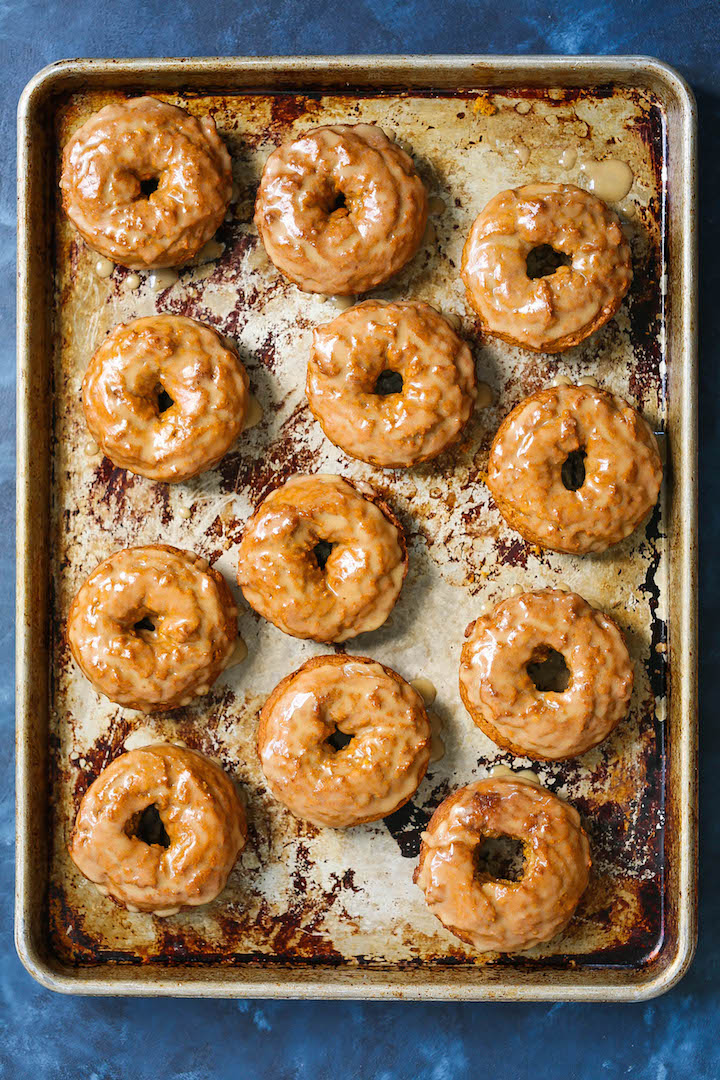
(1, 3, 717, 1077)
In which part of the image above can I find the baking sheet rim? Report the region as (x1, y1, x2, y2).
(15, 53, 698, 1000)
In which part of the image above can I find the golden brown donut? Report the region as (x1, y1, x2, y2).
(69, 744, 247, 915)
(488, 383, 662, 554)
(258, 654, 431, 828)
(307, 300, 477, 468)
(461, 183, 632, 352)
(83, 315, 249, 483)
(237, 474, 407, 642)
(60, 96, 232, 269)
(414, 775, 591, 952)
(254, 124, 428, 295)
(459, 589, 633, 760)
(67, 545, 238, 712)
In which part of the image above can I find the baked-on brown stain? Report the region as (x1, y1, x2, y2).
(48, 80, 667, 973)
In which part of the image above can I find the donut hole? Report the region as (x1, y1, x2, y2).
(126, 804, 170, 848)
(374, 370, 404, 396)
(138, 176, 160, 199)
(526, 244, 572, 279)
(527, 647, 571, 693)
(475, 834, 525, 883)
(134, 615, 156, 634)
(325, 727, 354, 753)
(330, 190, 347, 214)
(313, 539, 335, 571)
(561, 449, 587, 491)
(156, 386, 174, 415)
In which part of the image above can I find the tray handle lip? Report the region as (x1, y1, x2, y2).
(17, 54, 698, 116)
(13, 928, 698, 1001)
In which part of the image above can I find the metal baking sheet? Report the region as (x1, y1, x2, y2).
(16, 56, 697, 1000)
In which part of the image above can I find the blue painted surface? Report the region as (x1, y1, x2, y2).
(1, 2, 718, 1077)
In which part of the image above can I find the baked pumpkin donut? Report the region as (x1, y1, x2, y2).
(258, 654, 431, 827)
(488, 383, 662, 554)
(237, 474, 407, 642)
(254, 124, 428, 295)
(67, 545, 238, 712)
(83, 315, 249, 482)
(462, 183, 632, 352)
(60, 96, 232, 269)
(414, 775, 591, 952)
(459, 589, 633, 760)
(69, 744, 247, 915)
(307, 301, 477, 467)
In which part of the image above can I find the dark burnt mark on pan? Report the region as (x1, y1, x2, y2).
(92, 457, 136, 520)
(245, 85, 623, 107)
(576, 797, 635, 860)
(572, 876, 663, 964)
(624, 103, 665, 410)
(459, 502, 495, 536)
(251, 892, 345, 961)
(640, 501, 668, 704)
(151, 480, 173, 528)
(628, 102, 666, 192)
(68, 237, 82, 283)
(383, 780, 451, 858)
(268, 94, 325, 131)
(291, 840, 312, 895)
(201, 512, 246, 560)
(71, 713, 135, 804)
(481, 84, 616, 106)
(585, 879, 664, 965)
(494, 535, 530, 569)
(218, 400, 318, 500)
(626, 233, 663, 410)
(574, 774, 661, 881)
(648, 614, 668, 704)
(48, 881, 144, 966)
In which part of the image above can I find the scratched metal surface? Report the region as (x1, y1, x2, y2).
(47, 83, 668, 973)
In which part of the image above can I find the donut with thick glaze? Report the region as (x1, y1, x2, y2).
(307, 300, 477, 467)
(67, 545, 238, 712)
(462, 183, 632, 352)
(237, 474, 407, 643)
(83, 315, 249, 483)
(254, 124, 428, 295)
(459, 589, 633, 760)
(414, 775, 591, 952)
(61, 97, 232, 269)
(487, 383, 662, 554)
(69, 744, 247, 915)
(258, 654, 431, 828)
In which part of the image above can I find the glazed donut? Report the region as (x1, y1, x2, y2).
(67, 545, 238, 712)
(414, 775, 591, 952)
(307, 301, 477, 468)
(461, 183, 632, 352)
(488, 383, 662, 554)
(83, 315, 249, 482)
(258, 655, 431, 827)
(254, 124, 428, 295)
(237, 474, 407, 642)
(60, 96, 232, 269)
(69, 744, 247, 915)
(459, 590, 633, 760)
